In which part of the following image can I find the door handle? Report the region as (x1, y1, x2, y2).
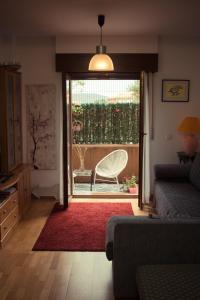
(140, 132, 147, 136)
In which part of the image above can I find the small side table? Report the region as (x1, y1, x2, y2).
(177, 151, 196, 164)
(73, 169, 94, 191)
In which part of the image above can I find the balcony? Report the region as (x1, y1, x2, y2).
(72, 143, 139, 195)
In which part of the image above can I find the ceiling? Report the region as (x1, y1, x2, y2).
(0, 0, 200, 36)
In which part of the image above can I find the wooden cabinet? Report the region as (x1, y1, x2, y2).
(0, 191, 19, 246)
(17, 166, 31, 218)
(0, 165, 31, 247)
(0, 67, 22, 172)
(0, 192, 18, 223)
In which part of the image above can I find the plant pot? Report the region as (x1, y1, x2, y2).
(128, 187, 137, 194)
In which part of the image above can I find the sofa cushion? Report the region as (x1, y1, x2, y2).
(137, 264, 200, 300)
(155, 181, 200, 217)
(190, 152, 200, 190)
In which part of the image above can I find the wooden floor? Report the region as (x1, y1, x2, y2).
(0, 198, 147, 300)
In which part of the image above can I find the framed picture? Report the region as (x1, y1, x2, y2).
(162, 79, 190, 102)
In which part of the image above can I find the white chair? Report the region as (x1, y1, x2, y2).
(93, 149, 128, 190)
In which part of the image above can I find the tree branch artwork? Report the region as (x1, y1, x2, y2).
(26, 84, 56, 170)
(29, 112, 53, 169)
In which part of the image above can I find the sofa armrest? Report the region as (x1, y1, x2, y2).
(105, 215, 160, 260)
(108, 216, 200, 298)
(154, 164, 191, 181)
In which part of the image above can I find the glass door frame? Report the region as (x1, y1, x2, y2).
(62, 72, 144, 205)
(62, 74, 73, 208)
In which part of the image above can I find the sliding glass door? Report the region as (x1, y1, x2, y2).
(62, 72, 147, 207)
(70, 75, 141, 198)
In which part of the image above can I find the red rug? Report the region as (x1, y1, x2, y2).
(33, 202, 133, 251)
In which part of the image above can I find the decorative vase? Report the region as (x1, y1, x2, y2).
(128, 187, 137, 194)
(79, 156, 85, 171)
(74, 144, 88, 171)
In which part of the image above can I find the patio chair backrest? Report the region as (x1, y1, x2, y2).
(95, 149, 128, 176)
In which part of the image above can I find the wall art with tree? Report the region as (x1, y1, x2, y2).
(26, 84, 56, 170)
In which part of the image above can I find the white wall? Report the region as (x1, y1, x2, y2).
(151, 36, 200, 166)
(17, 37, 62, 190)
(0, 36, 18, 63)
(0, 37, 62, 192)
(149, 36, 200, 186)
(56, 35, 158, 53)
(1, 35, 200, 193)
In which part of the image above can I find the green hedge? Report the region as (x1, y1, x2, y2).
(73, 103, 139, 144)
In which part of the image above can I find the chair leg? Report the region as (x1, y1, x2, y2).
(116, 176, 120, 191)
(93, 171, 96, 186)
(73, 173, 76, 191)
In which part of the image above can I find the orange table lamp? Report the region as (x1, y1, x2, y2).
(177, 117, 200, 156)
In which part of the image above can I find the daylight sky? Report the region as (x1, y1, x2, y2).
(72, 80, 138, 97)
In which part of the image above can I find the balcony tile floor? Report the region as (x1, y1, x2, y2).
(73, 183, 135, 195)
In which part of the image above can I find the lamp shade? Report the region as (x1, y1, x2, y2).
(88, 53, 114, 71)
(89, 15, 114, 71)
(177, 117, 200, 134)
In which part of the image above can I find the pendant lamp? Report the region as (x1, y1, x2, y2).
(89, 15, 114, 71)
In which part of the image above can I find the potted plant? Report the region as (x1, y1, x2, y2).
(123, 175, 137, 194)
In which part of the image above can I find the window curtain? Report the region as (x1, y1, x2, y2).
(142, 72, 153, 204)
(59, 88, 64, 205)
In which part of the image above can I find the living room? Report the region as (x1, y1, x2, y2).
(1, 35, 199, 196)
(0, 1, 200, 299)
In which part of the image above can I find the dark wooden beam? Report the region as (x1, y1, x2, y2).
(67, 72, 140, 80)
(56, 53, 158, 73)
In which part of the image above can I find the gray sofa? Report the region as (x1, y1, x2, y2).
(154, 152, 200, 217)
(105, 153, 200, 299)
(106, 217, 200, 299)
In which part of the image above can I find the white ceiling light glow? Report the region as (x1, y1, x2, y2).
(89, 15, 114, 72)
